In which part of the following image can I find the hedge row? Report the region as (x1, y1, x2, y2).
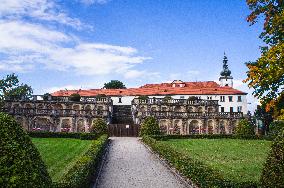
(150, 134, 268, 141)
(55, 134, 109, 188)
(142, 135, 258, 188)
(28, 131, 98, 140)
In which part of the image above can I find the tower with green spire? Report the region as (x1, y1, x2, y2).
(219, 53, 233, 87)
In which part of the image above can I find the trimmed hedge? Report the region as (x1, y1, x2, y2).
(0, 113, 52, 187)
(143, 135, 258, 188)
(260, 129, 284, 187)
(57, 134, 109, 187)
(28, 131, 97, 140)
(150, 134, 266, 141)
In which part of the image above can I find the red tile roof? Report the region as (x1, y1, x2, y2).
(52, 81, 247, 97)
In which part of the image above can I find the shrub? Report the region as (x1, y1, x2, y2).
(69, 93, 81, 102)
(163, 95, 172, 102)
(138, 95, 149, 100)
(139, 116, 161, 136)
(0, 113, 52, 187)
(267, 120, 284, 139)
(28, 131, 97, 140)
(42, 93, 51, 101)
(260, 129, 284, 187)
(90, 118, 108, 135)
(188, 96, 199, 100)
(235, 119, 255, 136)
(60, 134, 109, 187)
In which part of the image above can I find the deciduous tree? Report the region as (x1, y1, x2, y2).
(245, 0, 284, 112)
(103, 80, 126, 89)
(0, 74, 32, 101)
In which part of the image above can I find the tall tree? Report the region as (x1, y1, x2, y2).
(0, 74, 33, 101)
(103, 80, 126, 89)
(245, 0, 284, 113)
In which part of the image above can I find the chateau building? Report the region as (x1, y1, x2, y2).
(3, 55, 247, 135)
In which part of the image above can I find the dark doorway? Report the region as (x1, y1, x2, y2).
(108, 124, 140, 137)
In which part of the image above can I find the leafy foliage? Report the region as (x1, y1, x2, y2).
(0, 113, 52, 187)
(138, 95, 149, 100)
(267, 120, 284, 139)
(139, 116, 161, 136)
(28, 131, 97, 140)
(245, 0, 284, 108)
(59, 134, 108, 188)
(260, 128, 284, 187)
(90, 118, 108, 135)
(69, 93, 81, 102)
(235, 119, 255, 136)
(163, 95, 172, 102)
(42, 93, 51, 101)
(103, 80, 126, 89)
(0, 73, 32, 101)
(188, 96, 199, 100)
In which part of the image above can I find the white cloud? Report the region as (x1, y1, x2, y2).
(0, 0, 85, 29)
(0, 1, 150, 77)
(80, 0, 110, 5)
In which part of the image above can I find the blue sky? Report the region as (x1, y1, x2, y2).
(0, 0, 263, 111)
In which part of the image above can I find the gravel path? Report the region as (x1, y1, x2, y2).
(95, 137, 190, 188)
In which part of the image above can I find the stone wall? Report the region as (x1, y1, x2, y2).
(132, 98, 242, 135)
(3, 96, 112, 132)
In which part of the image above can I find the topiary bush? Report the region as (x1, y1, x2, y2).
(267, 120, 284, 140)
(90, 118, 108, 135)
(260, 129, 284, 187)
(0, 113, 52, 187)
(69, 93, 81, 102)
(235, 119, 255, 136)
(139, 116, 161, 136)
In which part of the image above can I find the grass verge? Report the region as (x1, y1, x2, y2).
(32, 138, 92, 182)
(143, 136, 271, 187)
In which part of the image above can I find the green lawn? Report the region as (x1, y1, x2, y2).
(160, 139, 271, 183)
(32, 138, 92, 182)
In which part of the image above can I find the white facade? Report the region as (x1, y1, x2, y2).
(110, 93, 248, 114)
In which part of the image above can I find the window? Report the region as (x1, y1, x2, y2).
(230, 107, 234, 112)
(207, 96, 212, 100)
(237, 106, 242, 112)
(220, 96, 225, 102)
(237, 96, 242, 102)
(221, 107, 224, 112)
(118, 97, 122, 103)
(180, 96, 185, 99)
(228, 96, 233, 102)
